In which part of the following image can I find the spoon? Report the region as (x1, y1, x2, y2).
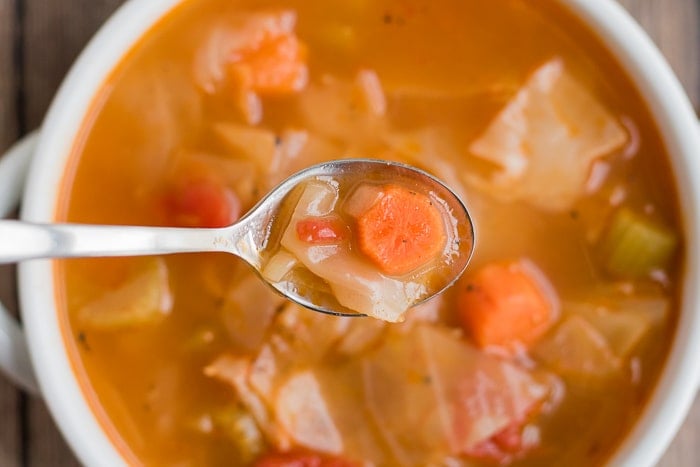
(0, 159, 475, 317)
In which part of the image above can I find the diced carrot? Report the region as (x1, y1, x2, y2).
(230, 33, 308, 95)
(296, 217, 349, 244)
(164, 179, 241, 228)
(254, 452, 358, 467)
(456, 260, 556, 351)
(355, 185, 446, 276)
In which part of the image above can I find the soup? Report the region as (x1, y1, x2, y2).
(55, 0, 683, 465)
(259, 163, 472, 321)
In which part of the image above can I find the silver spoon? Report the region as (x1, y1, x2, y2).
(0, 159, 475, 317)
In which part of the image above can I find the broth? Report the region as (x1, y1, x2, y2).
(55, 0, 682, 465)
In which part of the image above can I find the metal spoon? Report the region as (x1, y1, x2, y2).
(0, 159, 475, 317)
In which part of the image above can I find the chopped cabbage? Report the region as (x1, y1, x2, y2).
(467, 58, 627, 211)
(77, 258, 172, 330)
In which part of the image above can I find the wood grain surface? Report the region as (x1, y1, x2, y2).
(0, 0, 698, 465)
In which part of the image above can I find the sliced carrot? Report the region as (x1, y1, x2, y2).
(457, 260, 556, 351)
(164, 179, 241, 228)
(356, 185, 446, 276)
(296, 217, 349, 244)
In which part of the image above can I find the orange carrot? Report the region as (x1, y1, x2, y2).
(296, 217, 349, 244)
(457, 260, 556, 351)
(356, 185, 446, 276)
(230, 32, 308, 95)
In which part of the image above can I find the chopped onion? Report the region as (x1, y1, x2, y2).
(355, 69, 387, 117)
(262, 249, 299, 283)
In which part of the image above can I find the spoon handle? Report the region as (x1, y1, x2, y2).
(0, 220, 236, 263)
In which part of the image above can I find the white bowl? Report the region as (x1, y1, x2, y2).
(0, 0, 697, 465)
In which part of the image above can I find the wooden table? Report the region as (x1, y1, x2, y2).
(0, 0, 698, 465)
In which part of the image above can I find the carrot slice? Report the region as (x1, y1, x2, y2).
(457, 260, 556, 351)
(296, 217, 349, 244)
(356, 185, 446, 276)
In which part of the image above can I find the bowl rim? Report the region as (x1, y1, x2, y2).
(17, 0, 700, 466)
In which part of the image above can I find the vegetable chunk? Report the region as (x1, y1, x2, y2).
(599, 207, 678, 278)
(363, 325, 553, 463)
(457, 260, 558, 351)
(296, 217, 349, 244)
(533, 316, 621, 380)
(274, 371, 344, 454)
(255, 451, 358, 467)
(164, 178, 241, 228)
(195, 10, 307, 96)
(78, 258, 173, 330)
(355, 184, 446, 276)
(467, 58, 628, 211)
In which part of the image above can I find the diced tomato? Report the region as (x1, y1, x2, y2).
(296, 217, 348, 244)
(466, 421, 540, 464)
(254, 452, 357, 467)
(163, 179, 241, 228)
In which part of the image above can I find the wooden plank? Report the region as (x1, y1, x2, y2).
(22, 0, 125, 128)
(21, 1, 124, 465)
(618, 0, 700, 111)
(0, 0, 22, 464)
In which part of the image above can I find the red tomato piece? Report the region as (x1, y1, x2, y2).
(255, 452, 357, 467)
(466, 421, 540, 464)
(296, 217, 348, 244)
(164, 179, 241, 228)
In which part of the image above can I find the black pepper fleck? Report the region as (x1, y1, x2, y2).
(77, 331, 90, 351)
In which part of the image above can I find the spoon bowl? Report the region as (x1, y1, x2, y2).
(0, 159, 475, 318)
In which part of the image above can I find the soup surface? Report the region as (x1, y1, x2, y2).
(56, 0, 683, 465)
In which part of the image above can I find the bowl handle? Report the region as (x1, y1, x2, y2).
(0, 132, 40, 394)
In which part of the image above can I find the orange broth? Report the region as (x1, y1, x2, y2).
(55, 0, 682, 465)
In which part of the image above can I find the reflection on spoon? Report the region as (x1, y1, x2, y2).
(0, 159, 474, 320)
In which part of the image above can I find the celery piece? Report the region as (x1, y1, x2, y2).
(600, 207, 678, 278)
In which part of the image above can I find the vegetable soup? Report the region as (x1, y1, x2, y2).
(55, 0, 683, 465)
(260, 163, 471, 321)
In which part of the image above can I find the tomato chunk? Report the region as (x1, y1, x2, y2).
(296, 217, 348, 244)
(255, 452, 357, 467)
(164, 179, 241, 228)
(465, 420, 540, 464)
